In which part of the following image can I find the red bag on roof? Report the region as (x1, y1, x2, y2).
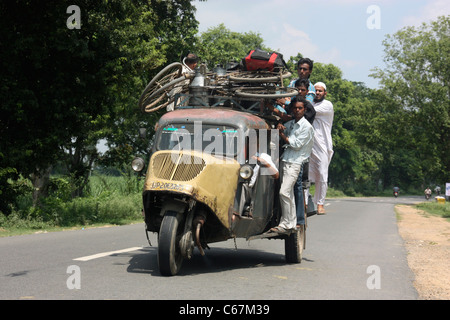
(242, 49, 287, 72)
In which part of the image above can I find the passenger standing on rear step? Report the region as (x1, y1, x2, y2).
(270, 97, 314, 234)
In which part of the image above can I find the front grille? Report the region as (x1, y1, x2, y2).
(151, 152, 206, 181)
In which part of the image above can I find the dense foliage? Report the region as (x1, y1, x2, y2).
(0, 0, 200, 210)
(0, 1, 448, 223)
(371, 16, 450, 188)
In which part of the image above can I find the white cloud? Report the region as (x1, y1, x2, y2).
(278, 24, 317, 58)
(270, 23, 360, 69)
(283, 24, 311, 40)
(193, 0, 397, 87)
(266, 0, 390, 5)
(400, 0, 450, 28)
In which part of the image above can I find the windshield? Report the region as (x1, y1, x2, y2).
(157, 123, 240, 157)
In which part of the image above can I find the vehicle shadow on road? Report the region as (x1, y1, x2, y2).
(126, 246, 304, 277)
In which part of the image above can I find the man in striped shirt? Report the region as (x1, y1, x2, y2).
(289, 57, 316, 103)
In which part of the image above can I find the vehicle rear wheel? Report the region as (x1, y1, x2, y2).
(158, 210, 185, 276)
(285, 225, 305, 263)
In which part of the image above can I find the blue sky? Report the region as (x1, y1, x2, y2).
(194, 0, 450, 88)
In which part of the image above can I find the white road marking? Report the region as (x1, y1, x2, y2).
(73, 247, 144, 262)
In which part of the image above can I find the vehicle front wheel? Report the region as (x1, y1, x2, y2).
(285, 226, 305, 263)
(158, 210, 184, 276)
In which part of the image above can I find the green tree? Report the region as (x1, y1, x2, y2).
(195, 24, 268, 68)
(0, 1, 201, 209)
(150, 0, 201, 63)
(371, 15, 450, 185)
(100, 0, 202, 171)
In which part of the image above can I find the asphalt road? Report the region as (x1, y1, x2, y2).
(0, 196, 422, 300)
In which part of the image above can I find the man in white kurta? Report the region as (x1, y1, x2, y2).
(309, 82, 334, 214)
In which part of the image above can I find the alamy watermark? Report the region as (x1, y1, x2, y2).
(66, 5, 81, 29)
(366, 265, 381, 290)
(166, 121, 280, 176)
(366, 5, 381, 30)
(66, 265, 81, 289)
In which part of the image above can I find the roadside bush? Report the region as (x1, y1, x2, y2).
(0, 172, 144, 235)
(0, 167, 33, 216)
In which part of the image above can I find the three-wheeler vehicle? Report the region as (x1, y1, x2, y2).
(133, 58, 314, 276)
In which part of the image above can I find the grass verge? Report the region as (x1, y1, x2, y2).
(415, 200, 450, 221)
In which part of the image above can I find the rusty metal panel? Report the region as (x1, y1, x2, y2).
(144, 150, 240, 229)
(158, 108, 270, 132)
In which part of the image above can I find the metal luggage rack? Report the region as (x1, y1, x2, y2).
(138, 62, 297, 115)
(173, 67, 297, 116)
(174, 92, 263, 114)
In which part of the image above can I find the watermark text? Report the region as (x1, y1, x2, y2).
(366, 265, 381, 289)
(67, 5, 81, 29)
(66, 265, 81, 289)
(366, 5, 381, 30)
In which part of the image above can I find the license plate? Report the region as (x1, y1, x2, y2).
(150, 181, 190, 192)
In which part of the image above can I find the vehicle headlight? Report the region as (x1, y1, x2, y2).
(131, 157, 145, 172)
(239, 164, 253, 180)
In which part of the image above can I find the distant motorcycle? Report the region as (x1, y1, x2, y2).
(425, 193, 431, 200)
(393, 187, 399, 198)
(435, 187, 441, 196)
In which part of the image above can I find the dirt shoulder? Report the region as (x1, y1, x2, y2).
(396, 205, 450, 300)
